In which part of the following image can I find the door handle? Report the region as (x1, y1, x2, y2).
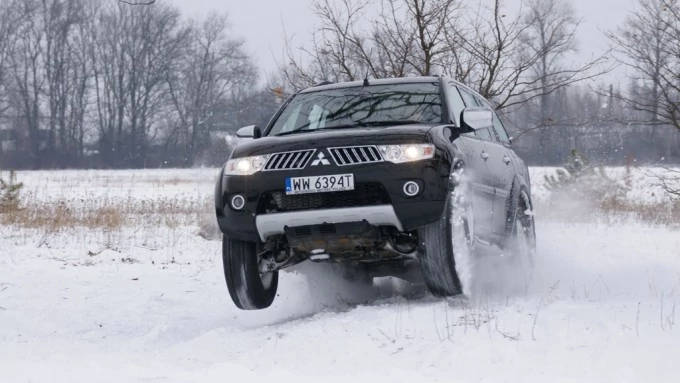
(503, 156, 511, 165)
(480, 151, 489, 160)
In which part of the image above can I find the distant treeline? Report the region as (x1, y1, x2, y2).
(0, 0, 678, 169)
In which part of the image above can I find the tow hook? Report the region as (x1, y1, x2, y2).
(309, 249, 330, 261)
(257, 250, 276, 273)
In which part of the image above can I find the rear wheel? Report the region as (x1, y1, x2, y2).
(222, 236, 278, 310)
(418, 168, 473, 297)
(510, 190, 536, 274)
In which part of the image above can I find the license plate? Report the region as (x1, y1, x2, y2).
(285, 174, 354, 195)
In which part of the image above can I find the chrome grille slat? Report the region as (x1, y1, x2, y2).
(372, 147, 381, 160)
(358, 147, 368, 162)
(298, 151, 311, 167)
(265, 156, 277, 169)
(288, 151, 302, 168)
(272, 153, 286, 169)
(341, 149, 351, 163)
(365, 147, 374, 161)
(370, 147, 379, 161)
(332, 149, 346, 165)
(351, 147, 361, 162)
(361, 147, 372, 161)
(263, 149, 315, 171)
(328, 146, 384, 166)
(345, 148, 359, 164)
(281, 152, 295, 169)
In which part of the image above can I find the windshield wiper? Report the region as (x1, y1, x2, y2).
(274, 120, 427, 136)
(274, 125, 354, 136)
(354, 120, 426, 127)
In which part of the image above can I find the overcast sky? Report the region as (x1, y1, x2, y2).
(166, 0, 638, 84)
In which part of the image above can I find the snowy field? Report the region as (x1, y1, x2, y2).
(1, 167, 680, 382)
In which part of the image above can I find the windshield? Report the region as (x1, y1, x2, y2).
(267, 82, 442, 136)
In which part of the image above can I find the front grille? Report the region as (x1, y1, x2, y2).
(264, 150, 315, 171)
(329, 146, 383, 166)
(257, 183, 391, 214)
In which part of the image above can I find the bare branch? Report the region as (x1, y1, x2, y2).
(608, 0, 680, 132)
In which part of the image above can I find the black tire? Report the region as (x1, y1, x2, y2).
(418, 173, 472, 297)
(222, 236, 278, 310)
(509, 190, 536, 271)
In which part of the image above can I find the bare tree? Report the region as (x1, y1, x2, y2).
(88, 1, 187, 167)
(608, 0, 674, 124)
(280, 0, 372, 90)
(452, 0, 609, 112)
(377, 0, 462, 76)
(87, 0, 129, 168)
(166, 13, 256, 165)
(520, 0, 581, 158)
(0, 0, 271, 169)
(39, 0, 90, 166)
(524, 0, 579, 124)
(607, 0, 680, 167)
(9, 0, 46, 168)
(280, 0, 607, 119)
(125, 3, 187, 166)
(0, 1, 20, 121)
(281, 0, 464, 91)
(658, 167, 680, 197)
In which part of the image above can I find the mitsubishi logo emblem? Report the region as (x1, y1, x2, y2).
(311, 152, 330, 166)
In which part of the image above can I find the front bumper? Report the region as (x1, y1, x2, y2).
(215, 157, 452, 242)
(255, 205, 402, 242)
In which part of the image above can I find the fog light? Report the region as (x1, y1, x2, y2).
(231, 195, 245, 210)
(403, 181, 420, 197)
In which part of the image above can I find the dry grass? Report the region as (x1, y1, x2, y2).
(1, 203, 125, 230)
(537, 195, 680, 227)
(2, 168, 677, 247)
(152, 177, 196, 186)
(0, 195, 218, 235)
(599, 197, 680, 226)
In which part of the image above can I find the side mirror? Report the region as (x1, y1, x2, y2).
(459, 107, 493, 133)
(235, 125, 261, 139)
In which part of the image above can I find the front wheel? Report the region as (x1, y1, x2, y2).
(222, 236, 278, 310)
(418, 171, 473, 297)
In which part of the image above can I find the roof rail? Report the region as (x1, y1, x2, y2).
(312, 81, 334, 87)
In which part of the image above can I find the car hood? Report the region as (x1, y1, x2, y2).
(230, 124, 435, 158)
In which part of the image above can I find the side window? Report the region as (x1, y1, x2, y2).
(473, 95, 486, 107)
(491, 110, 511, 145)
(477, 97, 511, 145)
(458, 87, 479, 108)
(447, 82, 466, 126)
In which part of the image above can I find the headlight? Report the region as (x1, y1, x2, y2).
(378, 144, 435, 163)
(224, 155, 270, 175)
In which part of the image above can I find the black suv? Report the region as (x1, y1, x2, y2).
(215, 76, 536, 310)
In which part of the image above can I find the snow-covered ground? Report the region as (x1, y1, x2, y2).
(1, 167, 679, 382)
